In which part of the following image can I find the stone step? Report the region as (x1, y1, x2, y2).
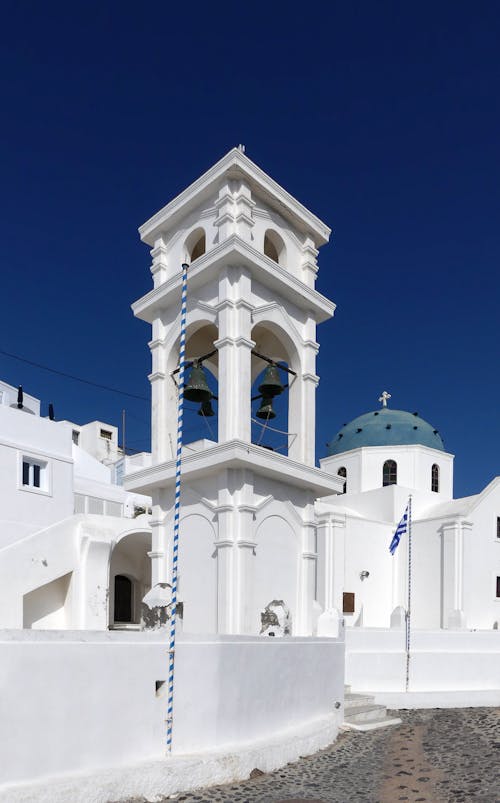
(342, 715, 402, 732)
(344, 703, 389, 723)
(344, 693, 376, 709)
(342, 689, 402, 732)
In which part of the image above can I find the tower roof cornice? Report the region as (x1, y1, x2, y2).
(139, 148, 331, 247)
(132, 235, 336, 323)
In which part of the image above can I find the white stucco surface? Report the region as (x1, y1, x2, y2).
(346, 627, 500, 705)
(0, 630, 344, 795)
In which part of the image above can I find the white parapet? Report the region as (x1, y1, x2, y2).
(0, 629, 344, 800)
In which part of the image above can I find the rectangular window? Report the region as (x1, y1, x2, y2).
(497, 517, 500, 539)
(21, 458, 46, 490)
(100, 429, 112, 440)
(72, 430, 80, 445)
(497, 577, 500, 598)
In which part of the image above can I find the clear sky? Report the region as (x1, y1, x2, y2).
(0, 2, 498, 498)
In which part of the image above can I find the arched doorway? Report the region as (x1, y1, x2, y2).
(114, 575, 133, 623)
(109, 531, 151, 629)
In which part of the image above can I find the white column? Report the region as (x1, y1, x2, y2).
(77, 537, 112, 629)
(288, 315, 318, 466)
(235, 538, 256, 634)
(301, 236, 319, 289)
(149, 316, 173, 464)
(318, 513, 346, 612)
(148, 490, 172, 587)
(214, 180, 236, 242)
(234, 180, 255, 243)
(214, 470, 236, 634)
(216, 266, 254, 444)
(150, 237, 168, 287)
(297, 496, 317, 635)
(441, 519, 470, 628)
(215, 538, 234, 634)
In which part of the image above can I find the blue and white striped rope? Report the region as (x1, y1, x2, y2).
(405, 494, 412, 692)
(166, 262, 189, 753)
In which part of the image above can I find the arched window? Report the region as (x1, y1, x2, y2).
(431, 463, 440, 493)
(263, 229, 286, 266)
(191, 232, 206, 261)
(338, 466, 347, 494)
(114, 575, 133, 623)
(185, 228, 206, 263)
(383, 459, 397, 487)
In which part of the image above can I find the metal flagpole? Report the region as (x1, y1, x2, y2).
(405, 494, 413, 693)
(166, 262, 189, 753)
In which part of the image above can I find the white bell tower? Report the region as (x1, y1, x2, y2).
(125, 148, 343, 635)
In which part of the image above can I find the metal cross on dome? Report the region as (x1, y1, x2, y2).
(379, 390, 391, 408)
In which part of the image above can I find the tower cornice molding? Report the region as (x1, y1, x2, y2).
(132, 236, 335, 324)
(148, 371, 165, 382)
(124, 439, 343, 497)
(214, 336, 256, 350)
(139, 148, 331, 247)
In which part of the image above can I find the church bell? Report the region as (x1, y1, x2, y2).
(197, 399, 215, 417)
(183, 361, 212, 403)
(258, 364, 284, 398)
(256, 397, 276, 420)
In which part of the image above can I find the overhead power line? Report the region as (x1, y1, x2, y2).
(0, 349, 149, 402)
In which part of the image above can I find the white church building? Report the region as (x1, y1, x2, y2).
(319, 397, 500, 633)
(0, 147, 499, 802)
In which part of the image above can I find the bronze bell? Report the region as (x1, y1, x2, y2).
(258, 363, 284, 398)
(183, 361, 212, 403)
(197, 399, 215, 417)
(256, 397, 276, 420)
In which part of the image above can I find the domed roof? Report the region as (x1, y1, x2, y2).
(326, 407, 445, 456)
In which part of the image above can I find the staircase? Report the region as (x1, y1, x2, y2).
(342, 686, 401, 732)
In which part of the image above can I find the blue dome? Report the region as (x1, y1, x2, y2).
(326, 408, 445, 456)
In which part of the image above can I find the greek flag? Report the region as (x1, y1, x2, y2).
(389, 506, 409, 555)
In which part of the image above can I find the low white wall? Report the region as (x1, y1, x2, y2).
(0, 630, 344, 794)
(173, 634, 344, 752)
(346, 627, 500, 701)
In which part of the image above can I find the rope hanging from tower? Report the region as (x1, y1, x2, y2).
(166, 262, 189, 753)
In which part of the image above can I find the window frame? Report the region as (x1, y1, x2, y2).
(337, 466, 347, 494)
(18, 452, 51, 496)
(382, 459, 397, 487)
(431, 463, 440, 493)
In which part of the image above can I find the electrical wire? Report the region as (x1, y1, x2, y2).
(0, 348, 149, 401)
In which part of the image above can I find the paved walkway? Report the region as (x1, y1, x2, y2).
(165, 709, 500, 803)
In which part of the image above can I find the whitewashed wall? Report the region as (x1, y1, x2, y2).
(0, 407, 74, 549)
(321, 445, 453, 500)
(346, 628, 500, 704)
(462, 484, 500, 629)
(0, 631, 344, 792)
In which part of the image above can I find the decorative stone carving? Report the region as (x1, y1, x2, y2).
(260, 599, 292, 637)
(140, 583, 175, 631)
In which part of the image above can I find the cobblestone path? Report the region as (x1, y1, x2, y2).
(166, 708, 500, 803)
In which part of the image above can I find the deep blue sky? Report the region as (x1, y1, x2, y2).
(0, 2, 498, 498)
